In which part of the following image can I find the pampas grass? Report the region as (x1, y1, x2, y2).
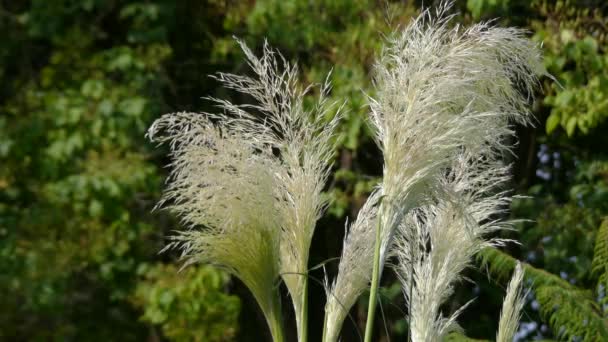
(148, 113, 286, 341)
(323, 190, 380, 342)
(354, 1, 542, 340)
(216, 41, 341, 342)
(148, 40, 340, 342)
(148, 1, 545, 341)
(394, 150, 514, 341)
(497, 262, 527, 342)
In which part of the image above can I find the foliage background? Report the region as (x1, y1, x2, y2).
(1, 0, 606, 341)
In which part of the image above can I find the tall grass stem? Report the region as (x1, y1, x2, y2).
(300, 276, 309, 342)
(364, 209, 383, 342)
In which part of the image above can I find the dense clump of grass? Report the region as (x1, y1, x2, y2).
(149, 40, 340, 342)
(324, 2, 543, 341)
(148, 1, 544, 341)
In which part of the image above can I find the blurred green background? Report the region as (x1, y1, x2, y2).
(1, 0, 607, 341)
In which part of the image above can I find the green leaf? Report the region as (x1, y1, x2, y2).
(120, 98, 146, 117)
(546, 113, 560, 134)
(81, 79, 104, 99)
(88, 200, 103, 217)
(108, 52, 133, 71)
(566, 116, 577, 137)
(467, 0, 484, 20)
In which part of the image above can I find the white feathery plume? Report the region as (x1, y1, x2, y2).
(395, 150, 514, 341)
(216, 41, 341, 341)
(148, 114, 285, 341)
(395, 204, 470, 341)
(323, 191, 381, 342)
(360, 1, 544, 340)
(496, 262, 526, 342)
(384, 2, 544, 339)
(271, 70, 341, 342)
(148, 40, 340, 342)
(369, 0, 543, 272)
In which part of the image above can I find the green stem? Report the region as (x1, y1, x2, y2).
(407, 257, 414, 342)
(268, 312, 285, 342)
(364, 209, 383, 342)
(299, 276, 309, 342)
(263, 291, 285, 342)
(322, 309, 328, 342)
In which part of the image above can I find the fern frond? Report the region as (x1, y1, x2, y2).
(479, 247, 608, 341)
(592, 218, 608, 315)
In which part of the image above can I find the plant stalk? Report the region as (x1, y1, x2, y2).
(364, 208, 383, 342)
(408, 256, 414, 342)
(299, 275, 309, 342)
(322, 309, 328, 342)
(268, 312, 285, 342)
(261, 290, 285, 342)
